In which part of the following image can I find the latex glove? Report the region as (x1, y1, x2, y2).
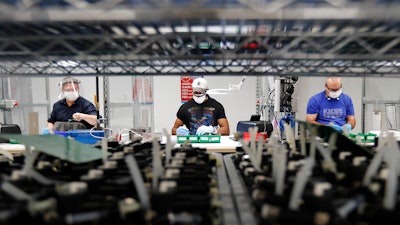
(42, 127, 50, 135)
(342, 124, 352, 132)
(330, 124, 343, 132)
(176, 126, 189, 136)
(196, 125, 215, 135)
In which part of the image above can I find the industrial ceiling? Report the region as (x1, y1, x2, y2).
(0, 0, 400, 77)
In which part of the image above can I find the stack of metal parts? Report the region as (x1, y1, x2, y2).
(1, 122, 399, 225)
(224, 122, 400, 225)
(0, 135, 229, 225)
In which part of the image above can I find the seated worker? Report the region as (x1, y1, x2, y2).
(172, 77, 230, 136)
(306, 76, 356, 132)
(47, 76, 98, 132)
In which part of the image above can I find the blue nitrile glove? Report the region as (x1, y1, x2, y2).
(42, 127, 50, 135)
(196, 125, 216, 135)
(176, 126, 189, 136)
(330, 124, 343, 132)
(343, 124, 352, 132)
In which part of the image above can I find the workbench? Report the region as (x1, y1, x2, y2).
(163, 135, 241, 153)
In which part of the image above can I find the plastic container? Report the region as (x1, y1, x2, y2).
(177, 135, 188, 143)
(198, 135, 221, 143)
(348, 132, 377, 144)
(54, 129, 105, 144)
(177, 135, 199, 143)
(243, 132, 268, 142)
(177, 135, 221, 143)
(188, 135, 199, 143)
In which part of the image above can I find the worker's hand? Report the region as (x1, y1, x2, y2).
(72, 113, 85, 121)
(196, 125, 215, 135)
(176, 126, 189, 136)
(330, 124, 343, 132)
(342, 124, 352, 132)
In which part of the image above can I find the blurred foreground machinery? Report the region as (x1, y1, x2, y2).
(0, 121, 399, 225)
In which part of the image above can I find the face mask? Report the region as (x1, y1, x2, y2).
(328, 89, 342, 99)
(64, 91, 79, 101)
(193, 94, 206, 104)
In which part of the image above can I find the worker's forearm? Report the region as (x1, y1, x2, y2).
(217, 127, 230, 135)
(306, 119, 325, 126)
(47, 122, 54, 130)
(73, 112, 98, 126)
(83, 114, 98, 126)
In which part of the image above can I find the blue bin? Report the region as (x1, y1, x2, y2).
(54, 129, 104, 144)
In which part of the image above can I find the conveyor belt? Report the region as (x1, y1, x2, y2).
(224, 153, 258, 225)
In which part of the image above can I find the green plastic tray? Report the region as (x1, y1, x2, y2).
(177, 135, 220, 143)
(177, 135, 199, 143)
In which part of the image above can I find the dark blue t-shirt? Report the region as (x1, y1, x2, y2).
(306, 91, 355, 126)
(48, 96, 98, 128)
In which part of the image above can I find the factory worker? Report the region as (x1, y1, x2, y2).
(306, 76, 356, 133)
(47, 76, 98, 131)
(172, 77, 230, 136)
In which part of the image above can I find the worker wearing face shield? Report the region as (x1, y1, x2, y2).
(172, 77, 230, 136)
(47, 76, 98, 132)
(306, 76, 356, 133)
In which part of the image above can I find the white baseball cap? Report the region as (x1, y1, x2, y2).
(192, 78, 208, 92)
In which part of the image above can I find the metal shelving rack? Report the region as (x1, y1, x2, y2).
(0, 0, 400, 77)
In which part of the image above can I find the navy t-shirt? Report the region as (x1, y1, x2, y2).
(48, 96, 98, 128)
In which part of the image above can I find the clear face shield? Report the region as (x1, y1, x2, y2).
(58, 77, 81, 101)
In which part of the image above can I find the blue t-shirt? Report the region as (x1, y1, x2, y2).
(306, 91, 355, 126)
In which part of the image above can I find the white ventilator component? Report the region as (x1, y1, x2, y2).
(207, 76, 246, 95)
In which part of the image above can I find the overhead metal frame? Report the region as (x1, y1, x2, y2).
(0, 0, 400, 77)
